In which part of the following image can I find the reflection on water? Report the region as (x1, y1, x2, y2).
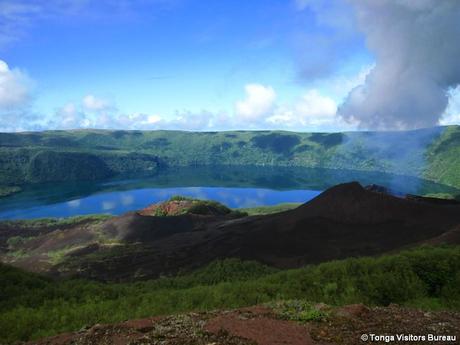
(0, 166, 458, 220)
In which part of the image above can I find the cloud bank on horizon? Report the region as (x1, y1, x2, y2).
(0, 0, 459, 132)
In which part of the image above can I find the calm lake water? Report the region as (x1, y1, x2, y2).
(0, 166, 458, 220)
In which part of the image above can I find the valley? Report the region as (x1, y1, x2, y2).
(1, 128, 460, 344)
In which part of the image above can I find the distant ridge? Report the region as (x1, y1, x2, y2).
(1, 125, 460, 190)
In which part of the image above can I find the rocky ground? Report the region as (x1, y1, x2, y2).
(26, 303, 460, 345)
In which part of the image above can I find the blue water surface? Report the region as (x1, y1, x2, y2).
(0, 166, 457, 220)
(0, 187, 320, 220)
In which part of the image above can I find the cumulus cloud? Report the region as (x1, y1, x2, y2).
(168, 111, 216, 131)
(235, 84, 276, 122)
(82, 95, 111, 112)
(0, 60, 33, 109)
(266, 89, 353, 131)
(0, 59, 38, 131)
(51, 95, 115, 129)
(48, 95, 222, 131)
(42, 83, 339, 131)
(322, 64, 373, 101)
(55, 103, 87, 129)
(338, 0, 460, 130)
(295, 90, 337, 123)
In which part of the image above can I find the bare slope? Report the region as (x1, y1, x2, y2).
(2, 182, 460, 281)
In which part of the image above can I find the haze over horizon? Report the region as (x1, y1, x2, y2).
(0, 0, 459, 133)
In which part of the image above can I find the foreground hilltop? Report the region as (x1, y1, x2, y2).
(25, 303, 460, 345)
(2, 182, 460, 281)
(1, 126, 460, 193)
(2, 246, 459, 344)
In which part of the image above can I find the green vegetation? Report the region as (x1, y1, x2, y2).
(26, 151, 113, 183)
(1, 246, 459, 343)
(46, 246, 91, 265)
(1, 126, 460, 190)
(6, 236, 30, 249)
(270, 300, 328, 322)
(0, 214, 112, 229)
(143, 196, 247, 217)
(0, 145, 161, 186)
(239, 203, 301, 215)
(0, 186, 21, 197)
(425, 126, 460, 189)
(423, 193, 460, 201)
(169, 195, 194, 201)
(4, 249, 29, 260)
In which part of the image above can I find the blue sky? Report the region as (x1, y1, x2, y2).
(0, 0, 459, 132)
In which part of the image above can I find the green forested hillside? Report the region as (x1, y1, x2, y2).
(1, 126, 459, 189)
(425, 126, 460, 188)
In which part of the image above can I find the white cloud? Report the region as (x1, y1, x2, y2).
(266, 89, 340, 130)
(235, 84, 276, 122)
(82, 95, 110, 112)
(324, 64, 374, 101)
(230, 68, 370, 131)
(170, 111, 216, 130)
(440, 86, 460, 126)
(51, 96, 218, 131)
(3, 79, 364, 132)
(55, 103, 86, 129)
(0, 60, 33, 109)
(52, 95, 118, 129)
(116, 112, 163, 128)
(0, 60, 38, 131)
(295, 89, 337, 123)
(339, 0, 460, 130)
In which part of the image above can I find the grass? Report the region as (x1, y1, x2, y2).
(0, 186, 21, 198)
(0, 214, 112, 229)
(46, 246, 89, 265)
(6, 236, 31, 249)
(238, 203, 301, 215)
(269, 300, 328, 322)
(0, 245, 459, 343)
(4, 249, 30, 261)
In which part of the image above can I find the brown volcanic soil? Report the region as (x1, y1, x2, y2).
(3, 182, 460, 281)
(139, 199, 197, 216)
(138, 199, 235, 217)
(205, 306, 315, 345)
(311, 304, 460, 344)
(26, 304, 460, 345)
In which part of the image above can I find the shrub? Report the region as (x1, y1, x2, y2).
(1, 246, 459, 343)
